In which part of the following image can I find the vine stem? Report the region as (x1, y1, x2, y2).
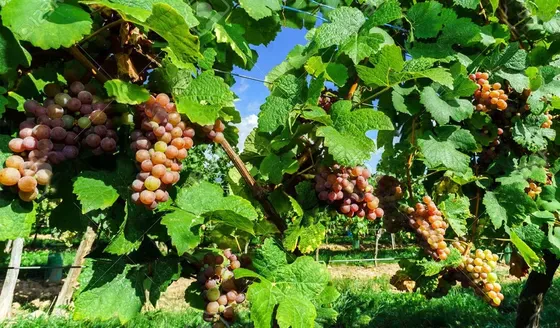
(68, 46, 110, 84)
(218, 139, 287, 232)
(471, 165, 481, 242)
(346, 77, 359, 100)
(358, 86, 391, 107)
(71, 46, 287, 233)
(79, 19, 124, 45)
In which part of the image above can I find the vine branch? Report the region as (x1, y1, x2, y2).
(68, 46, 110, 84)
(406, 117, 416, 198)
(79, 19, 124, 45)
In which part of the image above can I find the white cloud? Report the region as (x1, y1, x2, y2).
(234, 114, 259, 151)
(233, 79, 250, 95)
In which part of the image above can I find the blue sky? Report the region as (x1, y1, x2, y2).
(231, 27, 383, 171)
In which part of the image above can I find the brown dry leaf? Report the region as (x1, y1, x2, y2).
(116, 53, 140, 82)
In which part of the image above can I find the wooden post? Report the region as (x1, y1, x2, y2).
(391, 233, 396, 250)
(3, 241, 11, 254)
(374, 228, 384, 266)
(0, 238, 24, 320)
(52, 226, 97, 316)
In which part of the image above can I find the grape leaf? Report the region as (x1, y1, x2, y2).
(260, 151, 299, 184)
(483, 42, 528, 71)
(214, 23, 253, 65)
(316, 100, 393, 166)
(175, 181, 257, 234)
(420, 87, 474, 125)
(148, 58, 194, 95)
(528, 0, 560, 21)
(511, 224, 547, 253)
(295, 181, 318, 210)
(366, 0, 402, 27)
(0, 24, 31, 75)
(527, 80, 560, 114)
(81, 0, 198, 27)
(104, 80, 150, 105)
(314, 7, 365, 49)
(513, 115, 556, 152)
(439, 194, 470, 237)
(238, 0, 281, 20)
(161, 209, 204, 255)
(144, 4, 201, 65)
(229, 9, 282, 46)
(417, 127, 476, 173)
(483, 184, 538, 229)
(510, 230, 545, 273)
(73, 265, 144, 324)
(305, 57, 349, 86)
(453, 0, 479, 9)
(1, 0, 92, 50)
(339, 33, 383, 65)
(73, 172, 120, 214)
(495, 69, 529, 93)
(406, 1, 445, 39)
(297, 223, 326, 254)
(236, 240, 336, 328)
(104, 203, 147, 256)
(252, 238, 289, 279)
(148, 259, 181, 306)
(0, 195, 35, 241)
(301, 106, 333, 126)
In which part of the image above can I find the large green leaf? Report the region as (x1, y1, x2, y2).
(161, 209, 204, 255)
(483, 184, 538, 229)
(0, 24, 30, 75)
(214, 23, 253, 65)
(144, 4, 201, 64)
(1, 0, 92, 50)
(417, 127, 476, 173)
(0, 196, 35, 241)
(81, 0, 198, 27)
(316, 100, 393, 166)
(420, 87, 473, 125)
(73, 173, 120, 214)
(439, 194, 470, 237)
(238, 0, 282, 20)
(510, 230, 545, 273)
(260, 151, 299, 184)
(314, 7, 365, 49)
(104, 80, 150, 105)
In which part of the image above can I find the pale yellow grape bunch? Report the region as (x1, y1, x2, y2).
(455, 244, 504, 306)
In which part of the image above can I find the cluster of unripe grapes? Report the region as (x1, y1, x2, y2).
(315, 165, 384, 220)
(470, 72, 508, 112)
(1, 82, 118, 201)
(318, 89, 338, 112)
(203, 120, 226, 144)
(525, 181, 542, 199)
(375, 176, 405, 233)
(198, 249, 247, 328)
(130, 94, 193, 209)
(542, 112, 553, 129)
(453, 241, 504, 306)
(406, 196, 451, 260)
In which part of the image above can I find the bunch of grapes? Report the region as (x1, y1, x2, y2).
(405, 196, 451, 260)
(198, 249, 247, 327)
(130, 94, 194, 209)
(542, 112, 553, 129)
(203, 120, 226, 144)
(315, 165, 384, 220)
(318, 89, 338, 112)
(470, 72, 508, 112)
(1, 82, 118, 201)
(526, 181, 543, 199)
(453, 242, 504, 306)
(375, 176, 406, 233)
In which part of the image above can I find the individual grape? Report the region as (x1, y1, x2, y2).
(44, 83, 61, 98)
(70, 81, 85, 95)
(235, 293, 245, 303)
(62, 115, 75, 129)
(223, 307, 234, 320)
(154, 189, 168, 202)
(9, 138, 24, 153)
(213, 132, 225, 144)
(19, 188, 38, 202)
(35, 169, 53, 185)
(0, 168, 21, 186)
(100, 138, 116, 152)
(151, 164, 167, 178)
(154, 141, 167, 153)
(5, 156, 24, 169)
(152, 152, 167, 165)
(144, 176, 161, 191)
(90, 110, 107, 125)
(78, 91, 93, 104)
(78, 117, 91, 129)
(18, 176, 37, 193)
(50, 127, 67, 142)
(19, 127, 33, 138)
(54, 93, 71, 107)
(207, 288, 220, 302)
(62, 145, 79, 159)
(80, 104, 93, 115)
(140, 190, 156, 205)
(85, 134, 101, 148)
(22, 137, 38, 151)
(47, 104, 64, 119)
(206, 302, 219, 315)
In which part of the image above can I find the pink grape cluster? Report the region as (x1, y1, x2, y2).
(203, 120, 226, 143)
(130, 94, 194, 209)
(315, 165, 384, 220)
(199, 249, 247, 327)
(406, 196, 451, 260)
(1, 82, 118, 201)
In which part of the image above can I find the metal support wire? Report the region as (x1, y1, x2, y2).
(0, 265, 85, 271)
(281, 5, 330, 22)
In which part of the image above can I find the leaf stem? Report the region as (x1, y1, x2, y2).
(358, 86, 391, 107)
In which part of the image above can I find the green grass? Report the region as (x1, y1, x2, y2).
(8, 276, 560, 328)
(1, 250, 76, 267)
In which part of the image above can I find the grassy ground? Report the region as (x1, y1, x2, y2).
(7, 271, 560, 328)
